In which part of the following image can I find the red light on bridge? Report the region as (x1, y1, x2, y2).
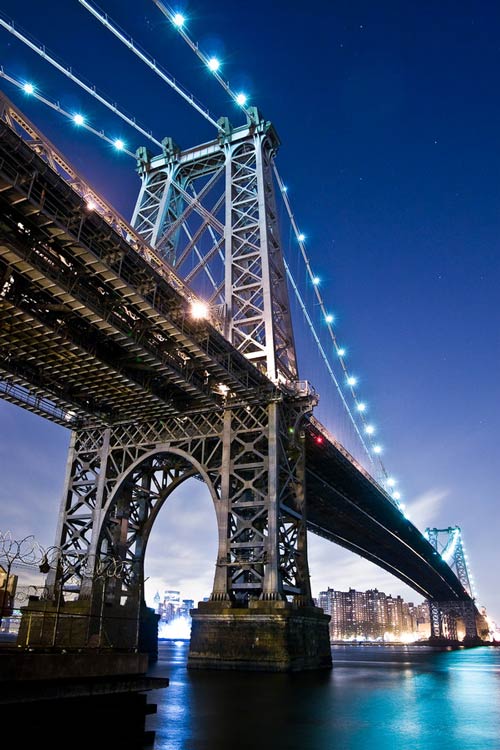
(315, 435, 324, 445)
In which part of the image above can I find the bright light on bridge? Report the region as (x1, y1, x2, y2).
(113, 138, 125, 151)
(23, 82, 34, 95)
(357, 402, 366, 411)
(337, 347, 346, 356)
(325, 314, 335, 324)
(207, 57, 220, 72)
(364, 424, 375, 435)
(172, 12, 185, 28)
(73, 113, 85, 126)
(190, 300, 209, 320)
(236, 93, 248, 106)
(373, 444, 383, 454)
(297, 233, 305, 242)
(312, 276, 320, 285)
(347, 376, 357, 386)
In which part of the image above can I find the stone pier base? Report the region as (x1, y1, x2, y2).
(188, 600, 332, 672)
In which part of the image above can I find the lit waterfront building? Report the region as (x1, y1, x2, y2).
(319, 587, 428, 641)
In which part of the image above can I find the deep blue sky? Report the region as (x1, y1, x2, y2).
(0, 1, 499, 619)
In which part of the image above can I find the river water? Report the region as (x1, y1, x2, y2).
(148, 642, 500, 750)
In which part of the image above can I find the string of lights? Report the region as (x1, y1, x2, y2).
(150, 3, 403, 501)
(283, 258, 376, 471)
(0, 67, 135, 156)
(0, 2, 403, 504)
(0, 12, 162, 149)
(149, 0, 254, 120)
(273, 165, 390, 478)
(78, 0, 222, 130)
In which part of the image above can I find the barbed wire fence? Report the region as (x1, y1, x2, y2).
(0, 530, 142, 650)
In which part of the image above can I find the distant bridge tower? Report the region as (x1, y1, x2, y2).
(25, 109, 331, 671)
(425, 527, 478, 640)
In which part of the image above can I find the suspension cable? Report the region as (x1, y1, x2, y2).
(0, 12, 162, 149)
(78, 0, 221, 130)
(0, 68, 135, 157)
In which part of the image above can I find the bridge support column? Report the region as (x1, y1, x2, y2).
(460, 600, 479, 641)
(428, 600, 443, 639)
(188, 394, 331, 671)
(19, 398, 331, 670)
(188, 600, 331, 672)
(428, 600, 478, 642)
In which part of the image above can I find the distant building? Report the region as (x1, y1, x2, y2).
(319, 586, 427, 641)
(152, 590, 198, 623)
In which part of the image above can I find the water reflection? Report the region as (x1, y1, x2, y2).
(148, 643, 500, 750)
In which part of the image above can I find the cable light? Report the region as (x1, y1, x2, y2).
(150, 0, 256, 120)
(78, 0, 221, 130)
(143, 0, 408, 509)
(172, 12, 185, 27)
(0, 13, 163, 149)
(0, 68, 136, 158)
(207, 57, 220, 72)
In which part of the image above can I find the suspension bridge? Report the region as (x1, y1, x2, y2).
(0, 1, 483, 670)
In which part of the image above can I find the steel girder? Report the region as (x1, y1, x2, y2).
(46, 395, 315, 612)
(132, 110, 297, 383)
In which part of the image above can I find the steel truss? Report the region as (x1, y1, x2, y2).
(425, 527, 474, 598)
(132, 109, 297, 384)
(48, 392, 316, 613)
(426, 527, 478, 639)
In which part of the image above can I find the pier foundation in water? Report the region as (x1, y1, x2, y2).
(188, 600, 332, 672)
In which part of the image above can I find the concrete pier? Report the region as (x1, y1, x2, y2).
(188, 601, 332, 671)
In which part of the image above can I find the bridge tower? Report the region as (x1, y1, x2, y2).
(425, 527, 478, 640)
(19, 109, 331, 671)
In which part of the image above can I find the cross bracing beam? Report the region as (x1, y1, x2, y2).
(132, 110, 298, 384)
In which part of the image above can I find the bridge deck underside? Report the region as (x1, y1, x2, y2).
(304, 425, 469, 602)
(0, 121, 270, 426)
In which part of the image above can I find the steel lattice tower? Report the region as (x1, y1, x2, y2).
(132, 109, 297, 384)
(425, 526, 477, 639)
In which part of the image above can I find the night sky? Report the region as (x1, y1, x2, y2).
(0, 1, 498, 619)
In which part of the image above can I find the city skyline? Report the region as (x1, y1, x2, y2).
(0, 0, 498, 620)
